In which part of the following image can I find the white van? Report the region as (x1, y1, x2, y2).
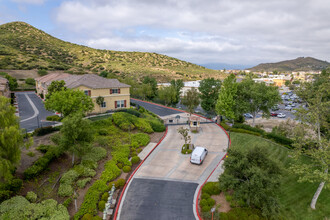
(190, 146, 208, 165)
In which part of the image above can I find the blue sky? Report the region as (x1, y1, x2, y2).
(1, 0, 330, 69)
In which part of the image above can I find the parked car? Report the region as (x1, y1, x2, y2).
(244, 113, 253, 118)
(285, 105, 292, 110)
(190, 146, 208, 165)
(270, 112, 278, 117)
(291, 103, 296, 107)
(271, 105, 279, 111)
(277, 113, 286, 118)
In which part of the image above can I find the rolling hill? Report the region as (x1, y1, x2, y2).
(249, 57, 330, 72)
(0, 21, 223, 82)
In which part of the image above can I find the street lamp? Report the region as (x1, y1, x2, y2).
(211, 207, 216, 220)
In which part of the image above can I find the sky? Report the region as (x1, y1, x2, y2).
(1, 0, 330, 69)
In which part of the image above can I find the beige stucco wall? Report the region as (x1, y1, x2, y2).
(75, 86, 130, 113)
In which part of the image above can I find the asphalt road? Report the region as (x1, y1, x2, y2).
(16, 92, 57, 132)
(120, 178, 198, 220)
(131, 99, 182, 116)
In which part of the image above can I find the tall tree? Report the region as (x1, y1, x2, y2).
(215, 74, 237, 122)
(170, 79, 184, 105)
(142, 76, 158, 100)
(45, 89, 94, 117)
(4, 74, 18, 90)
(0, 97, 23, 180)
(236, 79, 281, 126)
(290, 69, 329, 209)
(181, 88, 200, 114)
(199, 78, 221, 113)
(60, 113, 94, 165)
(219, 146, 282, 218)
(158, 86, 177, 106)
(46, 80, 66, 99)
(96, 96, 105, 113)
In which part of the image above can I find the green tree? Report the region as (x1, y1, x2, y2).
(181, 88, 200, 114)
(284, 80, 291, 87)
(215, 74, 237, 122)
(45, 89, 94, 117)
(37, 69, 48, 76)
(0, 97, 23, 180)
(177, 127, 191, 147)
(142, 76, 158, 99)
(170, 79, 184, 105)
(219, 146, 282, 217)
(45, 80, 66, 99)
(236, 79, 281, 126)
(60, 113, 94, 165)
(4, 75, 18, 90)
(199, 78, 221, 113)
(96, 96, 105, 113)
(25, 78, 35, 86)
(290, 69, 329, 209)
(158, 86, 177, 106)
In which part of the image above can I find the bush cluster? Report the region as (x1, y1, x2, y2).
(46, 115, 61, 121)
(131, 133, 150, 147)
(111, 144, 131, 166)
(265, 132, 294, 147)
(0, 179, 23, 203)
(131, 156, 140, 164)
(34, 126, 60, 136)
(26, 191, 37, 203)
(122, 166, 131, 173)
(232, 123, 265, 135)
(24, 145, 64, 180)
(202, 182, 221, 195)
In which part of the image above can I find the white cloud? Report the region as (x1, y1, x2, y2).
(11, 0, 45, 4)
(54, 0, 330, 65)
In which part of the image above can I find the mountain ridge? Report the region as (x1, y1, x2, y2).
(0, 21, 223, 82)
(249, 57, 329, 72)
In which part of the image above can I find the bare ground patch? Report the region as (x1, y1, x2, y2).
(212, 192, 231, 213)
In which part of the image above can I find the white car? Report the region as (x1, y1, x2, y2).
(190, 147, 208, 165)
(285, 105, 292, 110)
(277, 113, 286, 118)
(244, 113, 253, 118)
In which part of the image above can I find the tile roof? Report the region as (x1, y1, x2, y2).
(36, 73, 130, 89)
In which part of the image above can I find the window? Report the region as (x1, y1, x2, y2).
(101, 101, 106, 108)
(84, 90, 91, 96)
(115, 100, 127, 108)
(193, 121, 198, 126)
(110, 89, 120, 94)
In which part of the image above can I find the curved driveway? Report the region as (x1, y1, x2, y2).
(117, 100, 228, 220)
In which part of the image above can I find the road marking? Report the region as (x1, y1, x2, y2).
(20, 93, 40, 122)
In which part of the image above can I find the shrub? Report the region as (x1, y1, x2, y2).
(99, 160, 122, 183)
(207, 197, 215, 207)
(146, 118, 166, 132)
(225, 195, 233, 202)
(202, 182, 221, 195)
(230, 128, 262, 136)
(82, 213, 93, 220)
(37, 69, 48, 76)
(58, 184, 73, 197)
(46, 115, 61, 121)
(27, 151, 35, 157)
(26, 191, 37, 203)
(131, 133, 150, 147)
(0, 190, 11, 203)
(1, 178, 23, 193)
(117, 163, 123, 169)
(25, 78, 35, 85)
(220, 122, 230, 130)
(201, 193, 210, 200)
(92, 216, 102, 220)
(81, 147, 107, 164)
(137, 148, 142, 153)
(60, 170, 79, 185)
(77, 178, 92, 189)
(199, 199, 208, 208)
(63, 197, 72, 208)
(101, 192, 109, 201)
(131, 156, 140, 164)
(34, 126, 59, 136)
(36, 144, 51, 153)
(115, 178, 126, 188)
(98, 128, 108, 136)
(232, 123, 265, 135)
(131, 152, 137, 157)
(98, 200, 106, 211)
(264, 132, 294, 147)
(123, 166, 131, 173)
(202, 205, 211, 212)
(74, 165, 96, 177)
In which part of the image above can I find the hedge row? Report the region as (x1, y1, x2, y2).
(220, 123, 294, 148)
(34, 126, 60, 136)
(74, 160, 121, 219)
(131, 133, 150, 147)
(112, 112, 153, 133)
(200, 182, 221, 213)
(24, 145, 64, 180)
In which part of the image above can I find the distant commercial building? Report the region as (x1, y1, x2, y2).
(36, 73, 130, 113)
(158, 80, 201, 97)
(0, 76, 10, 98)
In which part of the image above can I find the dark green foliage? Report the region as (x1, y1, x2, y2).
(230, 128, 262, 136)
(23, 145, 64, 179)
(113, 112, 153, 133)
(4, 74, 18, 90)
(202, 182, 221, 195)
(219, 146, 282, 217)
(199, 78, 221, 112)
(131, 156, 140, 164)
(142, 76, 158, 100)
(201, 193, 210, 200)
(0, 190, 12, 203)
(220, 122, 230, 131)
(115, 108, 141, 117)
(131, 133, 150, 147)
(37, 69, 48, 76)
(265, 132, 293, 147)
(101, 192, 109, 201)
(92, 216, 102, 220)
(63, 197, 72, 208)
(82, 213, 93, 220)
(25, 78, 35, 85)
(98, 200, 106, 211)
(0, 178, 23, 202)
(26, 191, 37, 203)
(117, 163, 123, 169)
(34, 126, 59, 136)
(46, 115, 61, 121)
(122, 166, 131, 173)
(202, 205, 211, 212)
(115, 178, 126, 188)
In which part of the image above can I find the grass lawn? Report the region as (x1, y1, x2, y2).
(230, 132, 330, 220)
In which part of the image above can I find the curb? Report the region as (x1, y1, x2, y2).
(113, 126, 168, 220)
(130, 98, 231, 220)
